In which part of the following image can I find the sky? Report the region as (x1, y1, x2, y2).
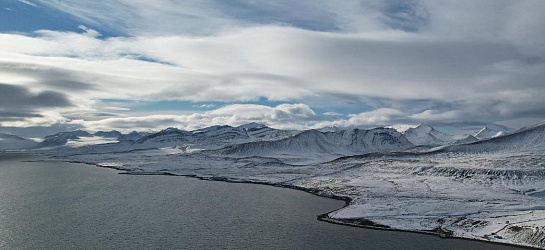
(0, 0, 544, 137)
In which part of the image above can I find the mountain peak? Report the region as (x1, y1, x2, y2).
(237, 122, 268, 130)
(475, 123, 515, 140)
(163, 127, 179, 132)
(484, 123, 513, 131)
(411, 123, 434, 133)
(403, 123, 453, 146)
(387, 124, 417, 133)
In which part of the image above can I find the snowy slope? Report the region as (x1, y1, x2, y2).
(442, 121, 545, 153)
(193, 123, 296, 143)
(38, 130, 148, 148)
(222, 129, 345, 156)
(316, 126, 343, 133)
(135, 124, 296, 150)
(191, 125, 252, 149)
(236, 122, 267, 130)
(97, 124, 298, 152)
(50, 120, 545, 248)
(243, 124, 297, 141)
(324, 128, 413, 152)
(387, 124, 417, 133)
(38, 130, 93, 148)
(451, 134, 479, 145)
(0, 133, 38, 150)
(222, 128, 413, 160)
(94, 131, 122, 138)
(474, 123, 516, 139)
(403, 123, 453, 146)
(118, 131, 148, 141)
(133, 127, 192, 148)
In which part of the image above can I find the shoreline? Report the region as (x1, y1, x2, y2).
(131, 170, 544, 250)
(29, 154, 543, 250)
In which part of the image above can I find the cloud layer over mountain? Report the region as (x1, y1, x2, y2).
(0, 0, 544, 134)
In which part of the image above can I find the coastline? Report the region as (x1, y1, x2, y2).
(48, 156, 541, 250)
(1, 149, 535, 250)
(132, 170, 545, 250)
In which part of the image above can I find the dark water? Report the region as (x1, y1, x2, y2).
(0, 153, 528, 250)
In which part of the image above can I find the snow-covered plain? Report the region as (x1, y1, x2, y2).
(44, 122, 545, 249)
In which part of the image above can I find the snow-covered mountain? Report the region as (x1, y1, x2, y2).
(47, 120, 545, 249)
(27, 121, 536, 156)
(474, 123, 516, 140)
(402, 123, 453, 146)
(38, 130, 93, 148)
(315, 126, 343, 133)
(38, 130, 150, 148)
(94, 131, 123, 138)
(192, 125, 250, 147)
(0, 133, 38, 150)
(132, 124, 297, 151)
(222, 127, 413, 159)
(442, 121, 545, 153)
(223, 129, 342, 156)
(239, 124, 297, 143)
(236, 122, 267, 130)
(451, 134, 479, 145)
(387, 124, 417, 133)
(324, 128, 414, 152)
(118, 131, 148, 141)
(134, 127, 192, 148)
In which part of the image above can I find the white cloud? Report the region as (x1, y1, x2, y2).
(410, 110, 465, 123)
(314, 108, 405, 128)
(0, 110, 67, 127)
(34, 0, 241, 36)
(192, 104, 216, 109)
(75, 103, 320, 132)
(386, 124, 417, 133)
(1, 1, 545, 131)
(17, 0, 37, 7)
(77, 25, 101, 38)
(2, 25, 541, 102)
(102, 106, 130, 111)
(323, 112, 342, 116)
(1, 24, 544, 129)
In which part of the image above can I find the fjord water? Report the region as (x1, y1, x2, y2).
(0, 153, 527, 250)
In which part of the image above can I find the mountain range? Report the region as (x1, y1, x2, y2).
(0, 122, 534, 157)
(222, 127, 413, 159)
(0, 133, 38, 150)
(10, 120, 544, 249)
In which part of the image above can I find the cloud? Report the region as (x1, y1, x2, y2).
(209, 0, 340, 31)
(0, 83, 73, 127)
(1, 1, 545, 132)
(192, 104, 216, 109)
(314, 108, 405, 128)
(102, 106, 130, 111)
(17, 0, 38, 7)
(378, 0, 430, 32)
(75, 103, 321, 132)
(323, 112, 342, 116)
(1, 26, 538, 101)
(77, 25, 101, 38)
(0, 83, 72, 109)
(410, 109, 465, 123)
(2, 23, 545, 128)
(77, 105, 425, 133)
(33, 0, 241, 36)
(0, 111, 68, 127)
